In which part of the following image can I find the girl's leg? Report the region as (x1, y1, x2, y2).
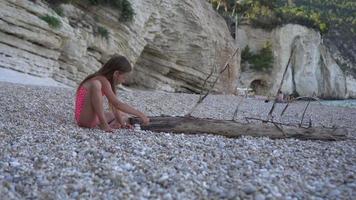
(89, 81, 107, 128)
(107, 110, 124, 129)
(105, 112, 116, 125)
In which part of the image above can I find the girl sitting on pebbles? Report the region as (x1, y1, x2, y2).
(74, 55, 149, 132)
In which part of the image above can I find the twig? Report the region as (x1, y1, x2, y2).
(200, 65, 216, 96)
(308, 118, 312, 128)
(245, 117, 356, 131)
(232, 97, 244, 121)
(232, 106, 239, 121)
(299, 100, 311, 127)
(269, 114, 285, 135)
(267, 103, 277, 120)
(245, 116, 305, 129)
(294, 96, 321, 103)
(272, 122, 286, 136)
(268, 48, 295, 118)
(281, 102, 290, 116)
(281, 96, 320, 117)
(185, 47, 240, 116)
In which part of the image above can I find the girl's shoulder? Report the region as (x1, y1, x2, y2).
(89, 75, 109, 84)
(95, 76, 110, 86)
(83, 75, 109, 88)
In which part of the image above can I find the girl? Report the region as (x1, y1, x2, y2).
(75, 55, 149, 132)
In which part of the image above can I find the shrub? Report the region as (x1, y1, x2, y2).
(277, 7, 329, 33)
(44, 0, 72, 6)
(39, 14, 62, 28)
(250, 42, 274, 71)
(118, 0, 135, 22)
(241, 45, 253, 62)
(96, 26, 109, 39)
(208, 0, 331, 33)
(44, 0, 135, 22)
(96, 0, 135, 21)
(241, 42, 274, 72)
(53, 6, 64, 16)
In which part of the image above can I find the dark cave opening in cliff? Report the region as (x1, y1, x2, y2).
(250, 79, 268, 95)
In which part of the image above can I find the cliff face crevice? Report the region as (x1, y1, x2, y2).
(0, 0, 238, 93)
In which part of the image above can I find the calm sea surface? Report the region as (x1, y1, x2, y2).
(320, 99, 356, 108)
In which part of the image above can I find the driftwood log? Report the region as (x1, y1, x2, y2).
(129, 116, 348, 141)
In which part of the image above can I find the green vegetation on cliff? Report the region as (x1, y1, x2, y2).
(95, 26, 109, 39)
(241, 42, 274, 72)
(39, 14, 62, 28)
(210, 0, 356, 69)
(86, 0, 135, 22)
(44, 0, 135, 22)
(209, 0, 355, 34)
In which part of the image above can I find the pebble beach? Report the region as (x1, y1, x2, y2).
(0, 81, 355, 199)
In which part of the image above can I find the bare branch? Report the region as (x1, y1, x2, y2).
(245, 117, 296, 127)
(268, 48, 295, 118)
(232, 97, 244, 121)
(200, 65, 216, 95)
(299, 100, 311, 127)
(281, 102, 290, 116)
(185, 47, 240, 116)
(272, 122, 286, 136)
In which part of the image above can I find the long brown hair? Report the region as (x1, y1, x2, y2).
(77, 54, 132, 94)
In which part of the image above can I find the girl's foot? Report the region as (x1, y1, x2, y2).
(109, 121, 122, 129)
(100, 124, 113, 132)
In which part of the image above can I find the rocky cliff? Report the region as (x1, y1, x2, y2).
(237, 24, 356, 99)
(0, 0, 238, 93)
(1, 1, 355, 99)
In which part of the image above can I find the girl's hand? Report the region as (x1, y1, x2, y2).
(110, 121, 122, 129)
(110, 120, 132, 129)
(140, 115, 150, 125)
(117, 117, 132, 129)
(122, 123, 133, 129)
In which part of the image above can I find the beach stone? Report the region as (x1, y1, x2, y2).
(328, 189, 341, 198)
(0, 82, 355, 199)
(243, 183, 257, 195)
(254, 193, 266, 200)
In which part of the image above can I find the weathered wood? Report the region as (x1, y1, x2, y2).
(129, 116, 348, 141)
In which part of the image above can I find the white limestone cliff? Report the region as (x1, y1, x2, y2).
(0, 0, 238, 93)
(237, 24, 354, 99)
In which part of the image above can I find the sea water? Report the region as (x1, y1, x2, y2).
(320, 99, 356, 108)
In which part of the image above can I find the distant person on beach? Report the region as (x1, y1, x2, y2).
(74, 55, 149, 132)
(276, 90, 286, 103)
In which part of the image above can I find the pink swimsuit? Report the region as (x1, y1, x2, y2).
(75, 87, 101, 128)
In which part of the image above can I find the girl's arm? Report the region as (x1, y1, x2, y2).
(111, 107, 130, 127)
(112, 107, 123, 123)
(101, 79, 149, 125)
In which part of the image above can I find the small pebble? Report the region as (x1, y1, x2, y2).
(0, 82, 354, 199)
